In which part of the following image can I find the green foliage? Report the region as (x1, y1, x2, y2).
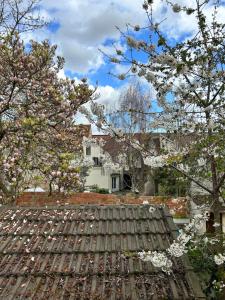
(90, 185, 109, 194)
(188, 236, 225, 299)
(97, 188, 109, 194)
(154, 167, 188, 196)
(188, 247, 215, 274)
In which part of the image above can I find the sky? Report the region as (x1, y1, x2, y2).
(30, 0, 225, 129)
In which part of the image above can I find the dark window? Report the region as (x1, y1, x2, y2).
(206, 212, 215, 233)
(153, 138, 160, 153)
(123, 174, 131, 190)
(112, 177, 117, 189)
(86, 146, 91, 155)
(93, 157, 101, 166)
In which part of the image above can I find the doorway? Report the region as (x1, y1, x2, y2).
(123, 174, 132, 190)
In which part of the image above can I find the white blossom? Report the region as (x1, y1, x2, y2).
(144, 155, 169, 168)
(172, 4, 181, 13)
(168, 242, 187, 257)
(149, 206, 156, 213)
(214, 253, 225, 265)
(139, 250, 172, 273)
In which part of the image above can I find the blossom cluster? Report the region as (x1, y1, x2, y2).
(214, 253, 225, 266)
(0, 33, 94, 200)
(144, 155, 169, 168)
(139, 250, 172, 274)
(139, 211, 209, 273)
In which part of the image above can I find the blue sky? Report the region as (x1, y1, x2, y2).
(29, 0, 225, 118)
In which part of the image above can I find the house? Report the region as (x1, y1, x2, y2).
(83, 134, 123, 193)
(83, 132, 161, 193)
(83, 131, 201, 195)
(0, 204, 205, 299)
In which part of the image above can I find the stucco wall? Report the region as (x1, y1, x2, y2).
(85, 167, 110, 190)
(83, 140, 122, 192)
(84, 143, 103, 158)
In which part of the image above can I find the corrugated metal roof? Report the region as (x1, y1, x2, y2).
(0, 205, 205, 299)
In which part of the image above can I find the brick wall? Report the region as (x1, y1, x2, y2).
(16, 192, 188, 217)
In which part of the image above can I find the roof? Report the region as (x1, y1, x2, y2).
(17, 193, 189, 218)
(92, 132, 200, 158)
(76, 124, 91, 138)
(92, 133, 160, 161)
(0, 204, 204, 299)
(140, 196, 189, 218)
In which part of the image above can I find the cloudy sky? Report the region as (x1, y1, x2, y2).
(32, 0, 225, 126)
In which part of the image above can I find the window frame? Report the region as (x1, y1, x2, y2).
(93, 157, 102, 166)
(86, 146, 91, 155)
(112, 177, 117, 189)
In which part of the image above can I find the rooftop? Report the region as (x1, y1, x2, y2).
(0, 204, 204, 299)
(16, 193, 189, 218)
(92, 133, 161, 159)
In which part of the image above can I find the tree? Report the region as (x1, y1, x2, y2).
(0, 1, 94, 202)
(105, 81, 154, 192)
(88, 0, 225, 290)
(107, 80, 152, 133)
(154, 167, 188, 196)
(105, 0, 225, 225)
(0, 0, 45, 34)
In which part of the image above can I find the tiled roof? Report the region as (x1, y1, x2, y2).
(17, 193, 189, 218)
(140, 196, 189, 218)
(92, 133, 161, 159)
(0, 205, 204, 299)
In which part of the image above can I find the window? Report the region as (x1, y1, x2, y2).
(112, 177, 117, 189)
(206, 212, 215, 233)
(86, 146, 91, 155)
(93, 157, 102, 166)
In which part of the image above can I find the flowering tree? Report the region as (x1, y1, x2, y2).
(89, 0, 225, 294)
(104, 0, 225, 224)
(0, 34, 94, 201)
(0, 1, 94, 202)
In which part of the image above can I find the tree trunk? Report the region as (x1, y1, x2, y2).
(48, 180, 53, 196)
(0, 174, 13, 203)
(211, 193, 222, 234)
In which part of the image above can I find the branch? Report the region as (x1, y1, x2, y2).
(170, 163, 213, 195)
(215, 173, 225, 192)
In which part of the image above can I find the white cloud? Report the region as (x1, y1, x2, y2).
(36, 0, 145, 74)
(27, 0, 225, 75)
(74, 84, 121, 129)
(97, 85, 121, 109)
(152, 0, 225, 40)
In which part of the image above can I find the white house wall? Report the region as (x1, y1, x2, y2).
(83, 140, 122, 192)
(84, 143, 102, 157)
(85, 167, 110, 190)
